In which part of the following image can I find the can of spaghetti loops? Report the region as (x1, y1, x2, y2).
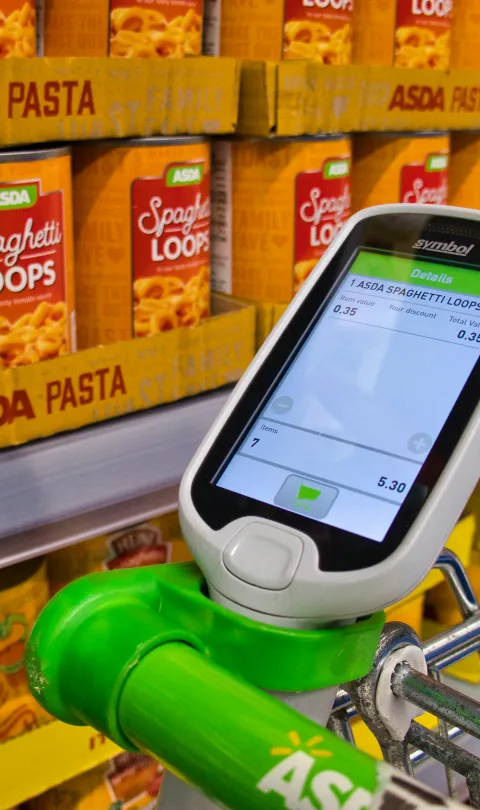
(211, 135, 352, 304)
(352, 0, 452, 69)
(43, 0, 203, 57)
(450, 133, 480, 209)
(73, 137, 211, 349)
(352, 132, 449, 211)
(0, 146, 76, 369)
(203, 0, 352, 62)
(450, 0, 480, 70)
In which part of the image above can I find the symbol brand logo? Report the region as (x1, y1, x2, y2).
(413, 239, 474, 257)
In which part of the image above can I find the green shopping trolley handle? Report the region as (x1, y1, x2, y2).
(118, 640, 381, 810)
(25, 563, 455, 809)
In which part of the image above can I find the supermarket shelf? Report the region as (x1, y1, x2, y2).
(0, 719, 121, 810)
(0, 388, 231, 568)
(3, 58, 480, 146)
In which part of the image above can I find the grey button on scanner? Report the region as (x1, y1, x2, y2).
(222, 523, 303, 590)
(275, 475, 338, 519)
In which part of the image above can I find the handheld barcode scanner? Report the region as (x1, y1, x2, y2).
(179, 204, 480, 627)
(25, 204, 480, 810)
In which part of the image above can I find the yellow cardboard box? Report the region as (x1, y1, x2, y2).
(238, 63, 480, 137)
(0, 294, 255, 449)
(0, 57, 240, 146)
(0, 720, 122, 810)
(252, 302, 288, 349)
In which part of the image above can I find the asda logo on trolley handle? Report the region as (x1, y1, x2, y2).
(258, 750, 372, 810)
(256, 733, 454, 810)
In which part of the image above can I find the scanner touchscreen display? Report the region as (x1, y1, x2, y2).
(216, 249, 480, 542)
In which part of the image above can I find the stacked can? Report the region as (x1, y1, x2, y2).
(42, 0, 203, 57)
(29, 752, 164, 810)
(48, 512, 191, 595)
(0, 1, 36, 57)
(211, 135, 352, 303)
(0, 147, 76, 369)
(203, 0, 353, 62)
(73, 137, 211, 349)
(352, 133, 449, 210)
(352, 0, 452, 69)
(450, 0, 480, 70)
(0, 558, 50, 742)
(450, 133, 480, 210)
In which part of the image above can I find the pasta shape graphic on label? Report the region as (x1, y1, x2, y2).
(283, 21, 351, 63)
(134, 267, 210, 337)
(0, 302, 68, 369)
(110, 5, 202, 58)
(394, 26, 450, 69)
(0, 2, 35, 58)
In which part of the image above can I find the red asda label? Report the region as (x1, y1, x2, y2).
(295, 158, 351, 265)
(400, 153, 448, 205)
(0, 180, 65, 315)
(396, 0, 452, 33)
(132, 163, 210, 284)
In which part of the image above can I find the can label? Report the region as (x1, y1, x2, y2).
(110, 0, 203, 57)
(400, 152, 449, 204)
(0, 179, 69, 369)
(0, 561, 49, 707)
(107, 753, 163, 806)
(132, 159, 210, 337)
(283, 0, 352, 62)
(395, 0, 452, 69)
(105, 523, 171, 569)
(294, 157, 351, 292)
(0, 1, 36, 58)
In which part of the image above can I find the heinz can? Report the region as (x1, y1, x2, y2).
(211, 136, 351, 303)
(450, 133, 480, 209)
(48, 512, 191, 595)
(352, 133, 449, 211)
(352, 0, 452, 69)
(43, 0, 203, 57)
(0, 146, 76, 369)
(0, 1, 36, 57)
(73, 137, 210, 350)
(30, 753, 164, 810)
(203, 0, 352, 61)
